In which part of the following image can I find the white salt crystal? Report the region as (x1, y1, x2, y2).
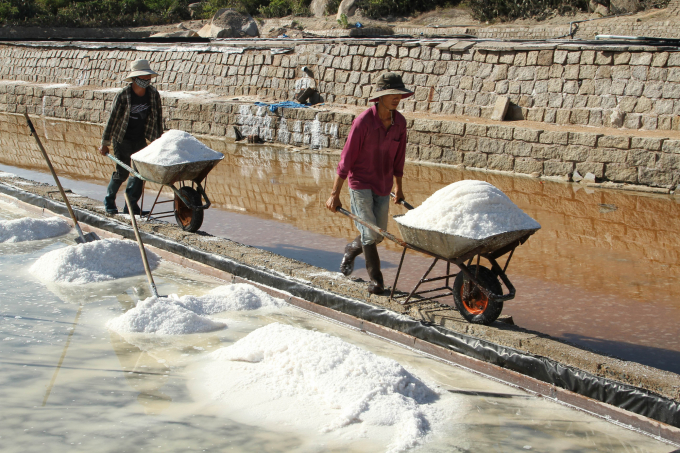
(0, 217, 71, 243)
(106, 297, 225, 335)
(397, 180, 540, 239)
(198, 323, 441, 453)
(106, 283, 282, 335)
(175, 283, 284, 314)
(132, 130, 223, 166)
(29, 238, 160, 285)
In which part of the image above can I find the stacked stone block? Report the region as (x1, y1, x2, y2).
(2, 82, 679, 189)
(4, 41, 680, 133)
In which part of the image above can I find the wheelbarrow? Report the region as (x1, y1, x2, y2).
(337, 198, 539, 325)
(107, 154, 223, 233)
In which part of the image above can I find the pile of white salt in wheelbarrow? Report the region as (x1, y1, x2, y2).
(132, 129, 223, 166)
(397, 180, 540, 239)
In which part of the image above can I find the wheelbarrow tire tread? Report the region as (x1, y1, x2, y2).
(453, 265, 504, 325)
(174, 186, 204, 233)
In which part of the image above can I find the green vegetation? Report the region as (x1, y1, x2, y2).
(0, 0, 192, 26)
(466, 0, 586, 21)
(358, 0, 454, 19)
(337, 12, 349, 28)
(5, 0, 669, 26)
(198, 0, 310, 18)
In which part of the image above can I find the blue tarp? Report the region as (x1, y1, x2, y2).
(254, 101, 309, 113)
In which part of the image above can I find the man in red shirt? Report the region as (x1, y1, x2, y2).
(326, 72, 413, 294)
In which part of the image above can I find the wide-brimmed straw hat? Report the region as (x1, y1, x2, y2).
(124, 59, 159, 82)
(368, 72, 414, 102)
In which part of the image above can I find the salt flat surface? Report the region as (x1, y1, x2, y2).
(29, 238, 160, 284)
(0, 216, 71, 243)
(132, 130, 223, 166)
(106, 297, 226, 335)
(0, 171, 17, 178)
(196, 323, 444, 453)
(397, 180, 540, 239)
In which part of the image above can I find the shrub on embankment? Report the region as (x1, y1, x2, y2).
(0, 0, 192, 27)
(0, 0, 457, 24)
(466, 0, 586, 22)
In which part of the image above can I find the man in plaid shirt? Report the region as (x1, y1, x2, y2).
(99, 59, 163, 215)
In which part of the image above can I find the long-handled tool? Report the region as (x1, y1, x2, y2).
(124, 192, 159, 298)
(23, 113, 99, 244)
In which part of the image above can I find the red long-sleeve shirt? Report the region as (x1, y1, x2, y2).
(336, 104, 407, 197)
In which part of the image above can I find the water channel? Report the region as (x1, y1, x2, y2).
(0, 201, 674, 452)
(0, 114, 679, 374)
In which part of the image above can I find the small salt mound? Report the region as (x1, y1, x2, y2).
(132, 129, 223, 166)
(29, 238, 160, 284)
(0, 217, 71, 243)
(176, 283, 283, 315)
(106, 296, 226, 335)
(398, 180, 540, 239)
(201, 323, 440, 453)
(0, 171, 17, 178)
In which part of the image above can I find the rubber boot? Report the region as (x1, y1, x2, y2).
(340, 236, 363, 276)
(122, 177, 144, 214)
(104, 175, 123, 214)
(362, 243, 384, 295)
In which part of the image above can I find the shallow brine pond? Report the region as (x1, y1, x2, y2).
(0, 202, 672, 452)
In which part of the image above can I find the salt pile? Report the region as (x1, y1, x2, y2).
(106, 284, 283, 335)
(176, 283, 283, 314)
(106, 297, 226, 335)
(29, 238, 160, 284)
(397, 180, 540, 239)
(0, 217, 71, 243)
(198, 323, 441, 453)
(132, 130, 223, 166)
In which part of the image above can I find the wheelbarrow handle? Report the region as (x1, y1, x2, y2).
(389, 192, 415, 210)
(106, 154, 146, 181)
(336, 207, 409, 248)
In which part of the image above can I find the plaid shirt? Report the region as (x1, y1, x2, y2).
(101, 84, 163, 147)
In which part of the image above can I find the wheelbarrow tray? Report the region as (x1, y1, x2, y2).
(131, 157, 224, 185)
(393, 214, 539, 260)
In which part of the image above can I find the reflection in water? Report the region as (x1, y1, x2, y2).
(1, 114, 680, 371)
(109, 330, 172, 415)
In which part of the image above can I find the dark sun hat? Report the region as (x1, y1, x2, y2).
(368, 72, 414, 102)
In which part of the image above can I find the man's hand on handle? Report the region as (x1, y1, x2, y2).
(99, 145, 109, 156)
(326, 174, 346, 213)
(392, 188, 405, 205)
(326, 194, 342, 212)
(392, 176, 405, 205)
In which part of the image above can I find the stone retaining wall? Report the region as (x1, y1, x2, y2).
(2, 83, 679, 188)
(4, 39, 680, 133)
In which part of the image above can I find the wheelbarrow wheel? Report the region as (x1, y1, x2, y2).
(174, 186, 204, 233)
(453, 265, 504, 325)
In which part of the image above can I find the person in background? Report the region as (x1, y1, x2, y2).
(325, 72, 413, 294)
(99, 59, 163, 215)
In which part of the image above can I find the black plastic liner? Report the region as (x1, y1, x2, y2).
(2, 182, 678, 428)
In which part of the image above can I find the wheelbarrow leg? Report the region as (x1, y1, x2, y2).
(390, 247, 408, 300)
(401, 257, 439, 305)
